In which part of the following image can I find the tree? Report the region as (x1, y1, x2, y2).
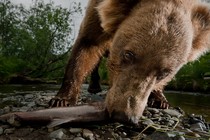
(0, 0, 82, 82)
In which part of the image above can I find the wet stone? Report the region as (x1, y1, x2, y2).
(173, 135, 185, 140)
(4, 128, 15, 134)
(190, 122, 207, 131)
(82, 129, 94, 139)
(0, 109, 4, 115)
(162, 109, 182, 118)
(49, 128, 66, 139)
(24, 94, 34, 99)
(70, 128, 82, 134)
(74, 137, 85, 140)
(142, 119, 154, 126)
(3, 106, 12, 113)
(122, 138, 131, 140)
(147, 107, 160, 114)
(0, 127, 3, 135)
(144, 132, 172, 140)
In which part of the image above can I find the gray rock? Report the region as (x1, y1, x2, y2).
(122, 138, 131, 140)
(173, 135, 185, 140)
(162, 109, 182, 118)
(82, 129, 94, 140)
(190, 122, 207, 131)
(147, 108, 160, 114)
(24, 94, 34, 99)
(74, 137, 85, 140)
(3, 106, 11, 113)
(70, 128, 82, 134)
(4, 128, 15, 134)
(144, 132, 172, 140)
(0, 109, 4, 115)
(49, 128, 66, 139)
(0, 127, 3, 135)
(142, 119, 154, 126)
(27, 101, 36, 107)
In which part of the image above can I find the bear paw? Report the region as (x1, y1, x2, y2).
(48, 97, 76, 107)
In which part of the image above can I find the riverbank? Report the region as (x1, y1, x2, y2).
(0, 84, 210, 139)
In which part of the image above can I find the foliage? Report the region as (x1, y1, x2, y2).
(167, 53, 210, 92)
(0, 0, 82, 82)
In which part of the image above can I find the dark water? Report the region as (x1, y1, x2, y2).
(0, 84, 210, 121)
(165, 91, 210, 121)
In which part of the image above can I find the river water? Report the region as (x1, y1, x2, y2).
(0, 84, 210, 121)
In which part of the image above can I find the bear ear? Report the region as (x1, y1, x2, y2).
(189, 4, 210, 61)
(97, 0, 139, 34)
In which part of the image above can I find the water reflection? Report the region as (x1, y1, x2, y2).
(165, 91, 210, 121)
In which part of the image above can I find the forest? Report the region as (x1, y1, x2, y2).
(1, 0, 210, 92)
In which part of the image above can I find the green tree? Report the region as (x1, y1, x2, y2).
(0, 0, 82, 82)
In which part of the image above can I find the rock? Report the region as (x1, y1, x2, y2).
(82, 129, 94, 140)
(4, 128, 15, 134)
(0, 127, 3, 135)
(190, 122, 207, 131)
(49, 128, 66, 139)
(3, 106, 11, 113)
(27, 101, 36, 107)
(147, 108, 160, 114)
(0, 109, 4, 115)
(173, 135, 185, 140)
(24, 94, 34, 100)
(162, 109, 182, 118)
(122, 138, 131, 140)
(70, 128, 82, 134)
(144, 132, 172, 140)
(142, 119, 154, 126)
(74, 137, 85, 140)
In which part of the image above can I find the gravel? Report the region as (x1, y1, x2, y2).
(0, 84, 210, 140)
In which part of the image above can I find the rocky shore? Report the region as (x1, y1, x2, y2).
(0, 85, 210, 140)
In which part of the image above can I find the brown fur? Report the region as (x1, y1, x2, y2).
(49, 0, 210, 123)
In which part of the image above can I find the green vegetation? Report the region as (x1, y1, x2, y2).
(0, 0, 81, 82)
(167, 53, 210, 92)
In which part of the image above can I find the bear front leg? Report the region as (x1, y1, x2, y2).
(49, 0, 111, 107)
(49, 42, 109, 107)
(147, 89, 169, 109)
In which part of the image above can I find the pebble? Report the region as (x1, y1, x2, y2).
(190, 122, 207, 131)
(4, 128, 15, 134)
(163, 109, 182, 118)
(24, 94, 34, 99)
(3, 106, 11, 113)
(147, 107, 160, 114)
(0, 127, 3, 135)
(173, 135, 185, 140)
(74, 137, 85, 140)
(82, 129, 94, 139)
(70, 128, 82, 134)
(0, 84, 209, 140)
(144, 132, 172, 140)
(122, 138, 131, 140)
(142, 119, 154, 126)
(49, 128, 66, 139)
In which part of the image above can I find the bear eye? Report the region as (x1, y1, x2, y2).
(123, 51, 135, 62)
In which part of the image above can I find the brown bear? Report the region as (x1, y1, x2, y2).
(49, 0, 210, 124)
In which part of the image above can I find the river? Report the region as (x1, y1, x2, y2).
(0, 84, 210, 121)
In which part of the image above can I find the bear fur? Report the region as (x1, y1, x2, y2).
(49, 0, 210, 123)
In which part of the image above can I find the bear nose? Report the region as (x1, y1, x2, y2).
(110, 110, 139, 125)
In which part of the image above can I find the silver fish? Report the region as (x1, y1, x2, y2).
(0, 102, 107, 128)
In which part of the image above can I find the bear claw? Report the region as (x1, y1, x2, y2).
(48, 98, 72, 107)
